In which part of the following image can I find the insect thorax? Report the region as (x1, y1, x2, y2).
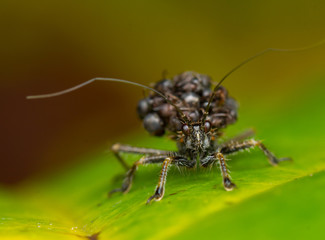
(137, 71, 238, 136)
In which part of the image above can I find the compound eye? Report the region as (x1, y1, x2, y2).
(182, 124, 190, 135)
(204, 121, 211, 133)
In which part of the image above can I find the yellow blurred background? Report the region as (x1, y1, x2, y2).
(1, 0, 324, 185)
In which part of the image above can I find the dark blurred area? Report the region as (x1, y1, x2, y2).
(1, 0, 324, 186)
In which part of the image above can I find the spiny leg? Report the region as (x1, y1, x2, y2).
(216, 152, 237, 191)
(200, 155, 215, 168)
(147, 156, 195, 204)
(220, 139, 291, 166)
(111, 143, 171, 170)
(146, 157, 173, 204)
(109, 155, 170, 197)
(201, 154, 236, 190)
(222, 129, 255, 146)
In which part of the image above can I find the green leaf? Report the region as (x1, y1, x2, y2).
(1, 77, 325, 240)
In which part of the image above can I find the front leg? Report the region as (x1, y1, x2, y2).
(109, 154, 172, 196)
(147, 156, 195, 204)
(111, 143, 171, 170)
(146, 157, 173, 204)
(201, 154, 236, 191)
(216, 152, 237, 191)
(220, 139, 291, 166)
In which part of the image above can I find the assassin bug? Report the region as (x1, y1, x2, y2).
(27, 40, 324, 204)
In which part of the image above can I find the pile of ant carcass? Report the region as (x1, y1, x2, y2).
(137, 71, 238, 136)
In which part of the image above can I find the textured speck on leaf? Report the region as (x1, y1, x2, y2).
(1, 76, 325, 240)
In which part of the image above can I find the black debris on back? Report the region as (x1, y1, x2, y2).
(137, 71, 238, 136)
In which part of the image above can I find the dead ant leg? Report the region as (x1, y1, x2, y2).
(216, 152, 237, 191)
(220, 139, 291, 166)
(111, 143, 171, 170)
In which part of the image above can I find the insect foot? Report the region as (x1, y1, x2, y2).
(146, 187, 164, 205)
(255, 141, 292, 166)
(223, 177, 237, 191)
(108, 163, 138, 197)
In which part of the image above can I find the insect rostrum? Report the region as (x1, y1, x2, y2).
(110, 71, 290, 204)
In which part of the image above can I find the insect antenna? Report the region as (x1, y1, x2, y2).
(26, 77, 190, 123)
(202, 39, 325, 121)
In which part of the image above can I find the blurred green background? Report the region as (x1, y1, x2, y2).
(1, 0, 324, 185)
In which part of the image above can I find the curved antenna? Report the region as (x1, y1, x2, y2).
(202, 39, 325, 121)
(27, 77, 190, 123)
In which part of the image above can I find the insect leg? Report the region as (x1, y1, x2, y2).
(109, 154, 171, 196)
(222, 129, 255, 145)
(220, 139, 291, 166)
(200, 155, 215, 167)
(111, 143, 170, 170)
(201, 154, 236, 190)
(216, 152, 237, 191)
(146, 157, 173, 204)
(147, 156, 194, 204)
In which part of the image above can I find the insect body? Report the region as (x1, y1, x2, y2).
(109, 71, 289, 204)
(27, 40, 324, 204)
